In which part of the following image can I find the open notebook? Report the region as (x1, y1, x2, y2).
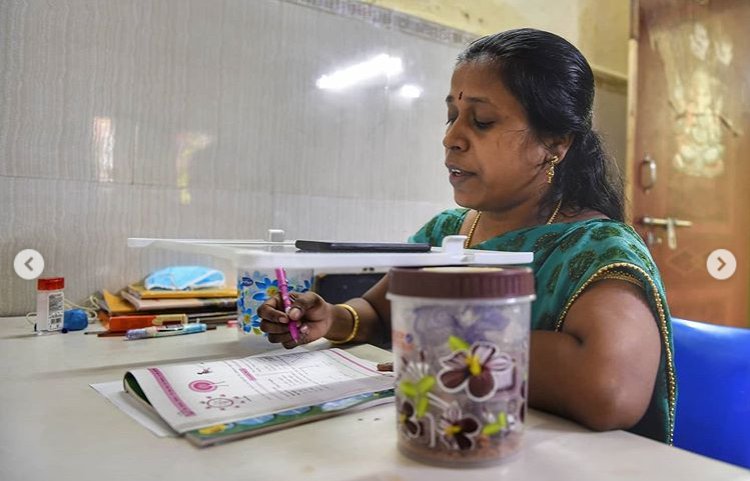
(122, 348, 395, 447)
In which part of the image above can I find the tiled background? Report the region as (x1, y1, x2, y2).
(0, 0, 625, 315)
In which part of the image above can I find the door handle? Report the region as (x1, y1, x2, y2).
(640, 217, 693, 228)
(640, 154, 657, 191)
(640, 216, 692, 250)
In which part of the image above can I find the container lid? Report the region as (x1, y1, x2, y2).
(37, 277, 64, 291)
(388, 266, 534, 299)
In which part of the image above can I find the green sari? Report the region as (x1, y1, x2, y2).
(409, 208, 676, 444)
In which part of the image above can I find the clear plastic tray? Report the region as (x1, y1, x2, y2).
(127, 235, 533, 270)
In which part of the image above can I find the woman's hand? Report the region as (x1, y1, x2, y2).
(257, 291, 335, 348)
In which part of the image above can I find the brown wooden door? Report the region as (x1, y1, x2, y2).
(628, 0, 750, 327)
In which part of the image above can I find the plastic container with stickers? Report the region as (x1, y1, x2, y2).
(387, 266, 535, 467)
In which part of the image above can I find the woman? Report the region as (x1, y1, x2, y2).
(258, 28, 675, 444)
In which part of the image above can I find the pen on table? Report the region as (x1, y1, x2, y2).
(125, 323, 207, 340)
(86, 325, 217, 336)
(274, 267, 299, 342)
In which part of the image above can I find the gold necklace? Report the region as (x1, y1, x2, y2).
(464, 199, 563, 248)
(546, 198, 563, 225)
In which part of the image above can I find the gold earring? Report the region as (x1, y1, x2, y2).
(546, 155, 560, 184)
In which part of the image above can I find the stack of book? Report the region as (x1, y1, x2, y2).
(96, 283, 237, 334)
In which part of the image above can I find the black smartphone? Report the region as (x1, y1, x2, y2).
(295, 240, 431, 253)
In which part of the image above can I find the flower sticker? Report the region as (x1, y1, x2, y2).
(398, 399, 423, 438)
(398, 376, 435, 418)
(245, 275, 279, 329)
(237, 270, 312, 336)
(439, 405, 480, 451)
(482, 410, 509, 436)
(398, 357, 435, 418)
(437, 341, 514, 401)
(296, 277, 312, 293)
(252, 276, 279, 302)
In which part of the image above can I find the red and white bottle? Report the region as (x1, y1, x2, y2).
(36, 277, 64, 332)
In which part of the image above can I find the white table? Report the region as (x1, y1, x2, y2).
(1, 316, 747, 481)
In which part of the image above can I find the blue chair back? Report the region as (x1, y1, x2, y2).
(672, 318, 750, 468)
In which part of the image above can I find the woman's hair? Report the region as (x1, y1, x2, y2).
(457, 28, 625, 221)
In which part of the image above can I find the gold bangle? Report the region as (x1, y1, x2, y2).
(328, 303, 360, 344)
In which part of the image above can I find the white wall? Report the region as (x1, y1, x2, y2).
(0, 0, 460, 315)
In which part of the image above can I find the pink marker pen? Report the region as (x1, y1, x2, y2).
(274, 268, 299, 342)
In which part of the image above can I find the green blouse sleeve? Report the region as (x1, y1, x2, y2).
(529, 220, 676, 445)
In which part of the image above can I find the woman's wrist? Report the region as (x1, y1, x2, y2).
(325, 303, 360, 344)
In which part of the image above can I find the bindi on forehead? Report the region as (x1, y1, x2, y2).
(458, 91, 463, 100)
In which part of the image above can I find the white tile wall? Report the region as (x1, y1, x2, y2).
(0, 175, 274, 314)
(0, 0, 458, 315)
(270, 193, 454, 242)
(0, 0, 625, 316)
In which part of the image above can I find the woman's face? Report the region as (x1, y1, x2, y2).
(444, 60, 550, 212)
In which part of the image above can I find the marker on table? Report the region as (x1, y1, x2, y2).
(275, 268, 299, 342)
(126, 323, 207, 340)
